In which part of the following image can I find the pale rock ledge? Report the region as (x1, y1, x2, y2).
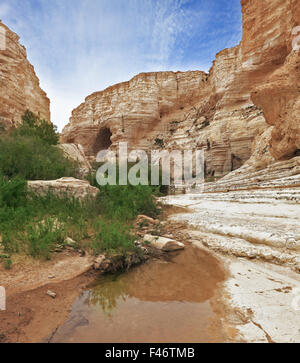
(28, 178, 99, 201)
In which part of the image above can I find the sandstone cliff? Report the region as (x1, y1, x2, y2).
(61, 0, 300, 179)
(0, 21, 50, 128)
(61, 71, 208, 157)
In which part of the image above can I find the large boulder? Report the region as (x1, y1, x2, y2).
(28, 177, 99, 201)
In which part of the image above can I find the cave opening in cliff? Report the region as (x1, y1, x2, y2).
(93, 127, 112, 154)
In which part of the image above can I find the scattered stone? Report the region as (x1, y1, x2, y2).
(47, 290, 57, 299)
(48, 275, 56, 280)
(93, 251, 148, 273)
(93, 255, 106, 270)
(54, 245, 64, 253)
(144, 234, 185, 252)
(136, 215, 160, 227)
(65, 237, 77, 247)
(78, 249, 86, 257)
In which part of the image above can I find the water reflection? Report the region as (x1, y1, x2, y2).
(86, 274, 129, 316)
(52, 246, 227, 343)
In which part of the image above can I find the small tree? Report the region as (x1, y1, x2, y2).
(17, 110, 59, 145)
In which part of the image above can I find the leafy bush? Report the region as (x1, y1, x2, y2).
(25, 218, 65, 260)
(86, 162, 167, 222)
(0, 110, 77, 180)
(91, 219, 136, 255)
(97, 184, 159, 221)
(0, 174, 27, 208)
(0, 109, 161, 263)
(16, 110, 59, 145)
(0, 134, 77, 180)
(0, 191, 101, 259)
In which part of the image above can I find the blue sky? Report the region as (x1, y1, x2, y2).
(0, 0, 242, 130)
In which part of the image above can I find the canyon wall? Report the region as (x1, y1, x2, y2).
(0, 21, 50, 128)
(62, 0, 300, 178)
(249, 0, 300, 162)
(61, 71, 208, 158)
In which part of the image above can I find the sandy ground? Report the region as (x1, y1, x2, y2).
(0, 251, 96, 343)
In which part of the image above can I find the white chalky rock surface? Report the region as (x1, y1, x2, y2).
(224, 258, 300, 343)
(161, 188, 300, 342)
(144, 234, 185, 252)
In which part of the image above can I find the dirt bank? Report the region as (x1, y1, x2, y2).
(0, 271, 96, 343)
(0, 250, 96, 343)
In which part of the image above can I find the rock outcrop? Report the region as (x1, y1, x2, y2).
(61, 0, 300, 180)
(58, 144, 92, 177)
(205, 156, 300, 193)
(28, 178, 99, 201)
(0, 21, 50, 128)
(61, 71, 208, 158)
(162, 187, 300, 272)
(246, 0, 300, 162)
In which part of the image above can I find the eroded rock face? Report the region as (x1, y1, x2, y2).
(58, 144, 92, 177)
(61, 0, 300, 178)
(247, 0, 300, 161)
(28, 178, 99, 201)
(61, 71, 208, 158)
(0, 21, 50, 128)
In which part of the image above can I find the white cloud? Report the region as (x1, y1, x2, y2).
(0, 0, 241, 131)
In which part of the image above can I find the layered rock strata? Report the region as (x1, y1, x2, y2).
(0, 21, 50, 128)
(61, 71, 208, 158)
(62, 0, 300, 180)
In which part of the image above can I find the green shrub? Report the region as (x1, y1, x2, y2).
(91, 219, 136, 255)
(16, 110, 59, 145)
(86, 162, 166, 223)
(0, 134, 76, 180)
(0, 174, 27, 208)
(97, 184, 159, 221)
(0, 186, 103, 258)
(25, 218, 65, 260)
